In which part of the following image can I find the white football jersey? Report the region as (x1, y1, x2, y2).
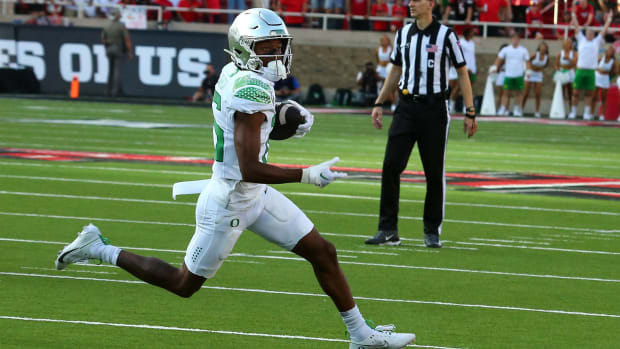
(211, 62, 276, 181)
(460, 38, 476, 74)
(576, 32, 604, 70)
(498, 45, 529, 78)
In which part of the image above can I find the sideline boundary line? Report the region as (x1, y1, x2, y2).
(2, 172, 619, 216)
(231, 253, 620, 282)
(1, 208, 618, 234)
(0, 315, 460, 349)
(2, 187, 618, 217)
(1, 273, 619, 319)
(2, 238, 619, 283)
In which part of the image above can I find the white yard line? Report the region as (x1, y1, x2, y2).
(0, 173, 410, 190)
(20, 266, 116, 275)
(455, 242, 620, 255)
(0, 237, 187, 253)
(20, 105, 130, 113)
(1, 169, 618, 217)
(336, 249, 399, 256)
(1, 273, 620, 319)
(1, 238, 617, 283)
(0, 174, 172, 188)
(481, 182, 620, 189)
(0, 160, 212, 176)
(0, 212, 193, 227)
(0, 315, 460, 349)
(448, 149, 620, 163)
(1, 208, 616, 236)
(0, 123, 205, 139)
(0, 141, 208, 157)
(268, 250, 358, 258)
(541, 233, 619, 241)
(221, 260, 265, 265)
(468, 238, 551, 245)
(0, 315, 346, 345)
(0, 191, 194, 206)
(1, 134, 208, 148)
(510, 235, 574, 243)
(304, 210, 620, 234)
(231, 254, 620, 283)
(281, 192, 620, 217)
(6, 137, 620, 170)
(318, 233, 475, 251)
(1, 202, 619, 248)
(452, 156, 620, 170)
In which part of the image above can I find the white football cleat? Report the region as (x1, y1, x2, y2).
(349, 325, 416, 349)
(55, 223, 105, 270)
(567, 112, 576, 119)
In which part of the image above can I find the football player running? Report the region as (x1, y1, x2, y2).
(55, 8, 415, 349)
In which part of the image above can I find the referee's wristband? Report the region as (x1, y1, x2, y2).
(465, 107, 476, 119)
(373, 103, 384, 108)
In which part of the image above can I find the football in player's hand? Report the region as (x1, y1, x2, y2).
(270, 101, 304, 140)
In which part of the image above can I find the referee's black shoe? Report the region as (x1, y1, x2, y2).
(365, 230, 401, 246)
(424, 233, 442, 248)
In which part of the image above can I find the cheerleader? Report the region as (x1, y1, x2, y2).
(592, 46, 616, 121)
(554, 39, 577, 109)
(495, 43, 508, 115)
(448, 27, 477, 114)
(375, 35, 395, 110)
(522, 42, 549, 118)
(448, 66, 458, 113)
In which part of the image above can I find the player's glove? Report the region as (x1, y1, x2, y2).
(301, 157, 347, 188)
(489, 65, 498, 74)
(285, 100, 314, 138)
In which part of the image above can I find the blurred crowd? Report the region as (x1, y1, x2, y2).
(8, 0, 619, 38)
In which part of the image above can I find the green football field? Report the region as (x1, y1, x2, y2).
(0, 97, 619, 348)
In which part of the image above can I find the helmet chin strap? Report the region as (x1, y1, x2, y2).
(261, 60, 287, 82)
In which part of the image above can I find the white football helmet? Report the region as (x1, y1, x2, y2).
(225, 8, 293, 81)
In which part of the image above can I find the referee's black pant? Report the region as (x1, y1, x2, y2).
(378, 97, 450, 235)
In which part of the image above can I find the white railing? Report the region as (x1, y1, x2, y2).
(2, 0, 620, 38)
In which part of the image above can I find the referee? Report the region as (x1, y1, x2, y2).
(365, 0, 478, 248)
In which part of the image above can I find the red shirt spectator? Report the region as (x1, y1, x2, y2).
(278, 0, 306, 26)
(205, 0, 221, 23)
(371, 0, 389, 31)
(477, 0, 504, 23)
(390, 0, 408, 31)
(574, 2, 595, 26)
(556, 11, 575, 39)
(349, 0, 369, 16)
(148, 0, 174, 22)
(525, 4, 543, 37)
(525, 5, 542, 25)
(178, 0, 204, 22)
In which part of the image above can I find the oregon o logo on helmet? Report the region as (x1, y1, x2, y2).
(230, 218, 240, 227)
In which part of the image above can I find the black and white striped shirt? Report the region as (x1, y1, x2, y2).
(391, 19, 466, 95)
